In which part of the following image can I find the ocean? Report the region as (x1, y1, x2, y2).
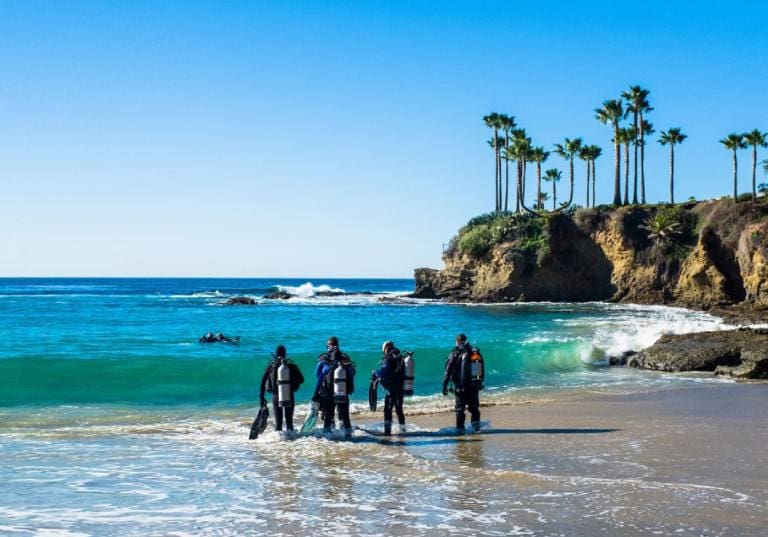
(0, 278, 737, 536)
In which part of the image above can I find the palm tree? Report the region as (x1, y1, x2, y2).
(498, 114, 517, 210)
(483, 113, 503, 211)
(578, 146, 592, 207)
(595, 99, 624, 206)
(658, 128, 687, 204)
(617, 127, 636, 206)
(720, 133, 747, 201)
(536, 192, 550, 211)
(553, 137, 583, 210)
(543, 168, 562, 210)
(511, 133, 535, 213)
(743, 129, 767, 202)
(530, 146, 550, 213)
(588, 145, 602, 207)
(622, 86, 652, 203)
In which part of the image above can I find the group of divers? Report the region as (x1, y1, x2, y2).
(248, 334, 485, 440)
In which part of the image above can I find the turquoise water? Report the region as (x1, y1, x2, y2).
(0, 278, 736, 536)
(0, 278, 729, 409)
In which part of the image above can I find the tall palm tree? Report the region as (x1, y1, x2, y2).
(544, 168, 562, 210)
(743, 129, 767, 202)
(588, 145, 603, 207)
(595, 99, 624, 206)
(530, 146, 550, 214)
(498, 114, 517, 210)
(483, 113, 503, 211)
(617, 127, 636, 205)
(511, 132, 535, 213)
(553, 137, 583, 210)
(720, 134, 747, 201)
(578, 146, 592, 207)
(622, 86, 653, 204)
(658, 128, 687, 204)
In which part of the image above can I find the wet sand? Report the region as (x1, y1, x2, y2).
(389, 382, 768, 535)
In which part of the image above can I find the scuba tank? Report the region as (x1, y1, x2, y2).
(333, 363, 348, 403)
(402, 352, 415, 396)
(277, 359, 292, 407)
(459, 347, 484, 389)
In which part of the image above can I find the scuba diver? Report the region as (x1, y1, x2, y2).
(372, 341, 406, 435)
(442, 333, 485, 433)
(259, 345, 305, 432)
(199, 332, 240, 344)
(313, 336, 356, 437)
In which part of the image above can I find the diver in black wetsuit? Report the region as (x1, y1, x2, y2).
(372, 341, 406, 435)
(313, 337, 356, 437)
(442, 333, 484, 433)
(259, 345, 304, 432)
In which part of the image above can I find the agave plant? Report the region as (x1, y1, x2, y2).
(640, 211, 681, 246)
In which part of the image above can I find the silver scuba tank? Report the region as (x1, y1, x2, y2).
(277, 361, 292, 407)
(333, 364, 347, 402)
(470, 350, 483, 383)
(402, 352, 415, 396)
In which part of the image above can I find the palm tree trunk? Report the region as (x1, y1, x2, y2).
(522, 159, 527, 201)
(564, 157, 575, 208)
(733, 149, 738, 201)
(640, 112, 646, 204)
(586, 160, 591, 207)
(633, 110, 639, 204)
(623, 143, 630, 206)
(752, 145, 758, 203)
(553, 180, 557, 210)
(591, 159, 596, 208)
(613, 124, 622, 206)
(504, 134, 510, 211)
(514, 159, 519, 213)
(670, 144, 675, 204)
(536, 162, 542, 212)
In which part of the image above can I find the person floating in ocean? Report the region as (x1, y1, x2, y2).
(259, 345, 304, 432)
(372, 341, 406, 435)
(442, 333, 485, 433)
(313, 336, 356, 437)
(198, 332, 239, 344)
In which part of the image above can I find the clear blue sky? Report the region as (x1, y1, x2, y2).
(1, 1, 766, 277)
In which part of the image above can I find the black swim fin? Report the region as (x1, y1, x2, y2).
(248, 405, 269, 440)
(368, 378, 378, 412)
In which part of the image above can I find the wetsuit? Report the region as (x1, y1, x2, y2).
(443, 342, 481, 431)
(314, 348, 355, 434)
(260, 358, 304, 431)
(374, 348, 405, 434)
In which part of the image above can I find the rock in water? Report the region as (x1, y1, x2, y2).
(225, 296, 257, 305)
(628, 328, 768, 379)
(262, 291, 293, 300)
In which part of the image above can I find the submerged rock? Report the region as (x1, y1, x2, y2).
(628, 328, 768, 379)
(225, 296, 257, 305)
(263, 291, 293, 300)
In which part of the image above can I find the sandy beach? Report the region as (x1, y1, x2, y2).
(380, 382, 768, 535)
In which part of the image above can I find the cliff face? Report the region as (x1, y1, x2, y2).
(414, 198, 768, 313)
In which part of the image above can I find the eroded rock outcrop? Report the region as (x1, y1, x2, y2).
(627, 328, 768, 379)
(414, 198, 768, 315)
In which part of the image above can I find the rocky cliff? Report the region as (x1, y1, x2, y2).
(414, 198, 768, 316)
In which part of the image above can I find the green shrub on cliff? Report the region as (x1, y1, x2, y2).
(452, 212, 549, 259)
(457, 225, 495, 257)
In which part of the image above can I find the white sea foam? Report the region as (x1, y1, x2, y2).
(274, 282, 346, 298)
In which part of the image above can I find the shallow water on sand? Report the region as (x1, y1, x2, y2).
(2, 278, 759, 536)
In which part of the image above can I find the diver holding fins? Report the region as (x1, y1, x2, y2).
(442, 333, 485, 433)
(371, 341, 414, 435)
(313, 336, 356, 437)
(258, 345, 305, 432)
